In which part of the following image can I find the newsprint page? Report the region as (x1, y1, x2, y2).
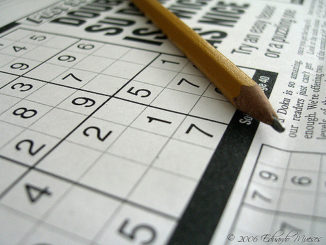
(0, 0, 325, 244)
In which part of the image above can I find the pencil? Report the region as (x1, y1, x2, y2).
(131, 0, 284, 132)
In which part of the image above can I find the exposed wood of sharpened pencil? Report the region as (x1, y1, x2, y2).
(131, 0, 282, 129)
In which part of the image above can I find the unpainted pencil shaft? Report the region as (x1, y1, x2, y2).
(131, 0, 284, 131)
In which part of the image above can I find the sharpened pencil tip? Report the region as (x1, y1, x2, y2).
(271, 117, 285, 133)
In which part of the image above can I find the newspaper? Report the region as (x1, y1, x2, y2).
(0, 0, 325, 244)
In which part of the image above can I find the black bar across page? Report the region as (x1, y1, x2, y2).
(168, 69, 278, 245)
(0, 22, 20, 34)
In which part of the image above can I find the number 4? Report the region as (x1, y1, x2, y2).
(25, 183, 51, 203)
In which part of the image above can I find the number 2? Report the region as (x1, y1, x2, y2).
(83, 126, 112, 141)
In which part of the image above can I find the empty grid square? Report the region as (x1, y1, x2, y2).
(315, 195, 326, 218)
(322, 155, 326, 172)
(103, 60, 144, 79)
(121, 49, 158, 65)
(289, 152, 321, 171)
(0, 158, 26, 193)
(129, 168, 197, 217)
(93, 43, 129, 59)
(22, 46, 60, 62)
(0, 72, 17, 88)
(43, 35, 78, 49)
(82, 74, 127, 96)
(23, 224, 90, 245)
(93, 98, 146, 126)
(0, 121, 24, 149)
(190, 97, 234, 123)
(0, 39, 12, 50)
(134, 66, 177, 87)
(74, 55, 114, 73)
(151, 89, 200, 114)
(0, 53, 16, 67)
(320, 174, 326, 194)
(108, 127, 167, 165)
(279, 190, 315, 216)
(258, 147, 290, 168)
(154, 139, 213, 180)
(80, 154, 146, 198)
(312, 220, 326, 238)
(38, 141, 101, 181)
(45, 186, 120, 240)
(0, 205, 36, 245)
(30, 108, 86, 138)
(235, 206, 274, 235)
(26, 63, 67, 82)
(2, 29, 31, 41)
(0, 94, 20, 115)
(26, 83, 74, 107)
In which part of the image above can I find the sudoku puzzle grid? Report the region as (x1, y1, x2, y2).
(0, 28, 257, 244)
(229, 145, 326, 244)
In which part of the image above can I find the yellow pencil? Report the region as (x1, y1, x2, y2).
(131, 0, 284, 132)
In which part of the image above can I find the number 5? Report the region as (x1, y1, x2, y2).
(118, 219, 156, 244)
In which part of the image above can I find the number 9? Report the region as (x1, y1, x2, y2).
(259, 170, 278, 181)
